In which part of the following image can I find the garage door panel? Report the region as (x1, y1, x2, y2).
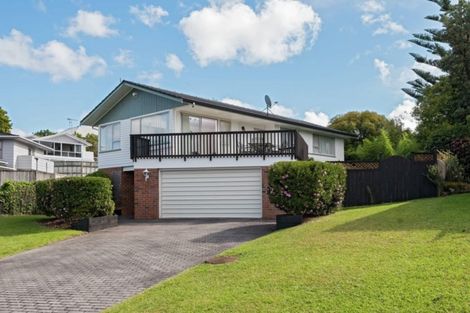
(160, 168, 262, 218)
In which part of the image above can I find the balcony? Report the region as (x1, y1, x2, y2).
(130, 130, 308, 161)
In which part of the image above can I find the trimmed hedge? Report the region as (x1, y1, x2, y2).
(268, 161, 346, 216)
(0, 181, 37, 215)
(0, 177, 115, 220)
(87, 170, 111, 180)
(51, 177, 115, 221)
(35, 179, 55, 216)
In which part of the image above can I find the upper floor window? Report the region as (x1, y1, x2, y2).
(182, 114, 221, 132)
(100, 122, 121, 152)
(312, 135, 335, 156)
(131, 112, 170, 134)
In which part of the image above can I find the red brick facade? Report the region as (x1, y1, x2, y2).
(134, 169, 159, 220)
(103, 166, 278, 220)
(261, 167, 283, 219)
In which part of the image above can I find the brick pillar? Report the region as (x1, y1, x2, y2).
(120, 171, 134, 218)
(134, 169, 159, 220)
(261, 167, 284, 220)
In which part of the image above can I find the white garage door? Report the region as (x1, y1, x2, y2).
(160, 168, 262, 218)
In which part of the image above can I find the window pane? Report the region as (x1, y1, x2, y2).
(112, 123, 121, 150)
(312, 135, 320, 154)
(189, 116, 200, 132)
(141, 113, 169, 134)
(201, 118, 217, 132)
(131, 119, 141, 134)
(219, 121, 230, 132)
(318, 136, 335, 156)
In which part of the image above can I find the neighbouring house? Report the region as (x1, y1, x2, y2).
(31, 131, 97, 176)
(81, 80, 355, 220)
(0, 133, 55, 174)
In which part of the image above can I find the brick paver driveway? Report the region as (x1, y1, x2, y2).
(0, 219, 273, 313)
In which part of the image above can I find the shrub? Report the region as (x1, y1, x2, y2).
(87, 170, 111, 180)
(0, 181, 37, 215)
(268, 161, 346, 217)
(51, 177, 114, 221)
(450, 138, 470, 181)
(396, 133, 421, 158)
(443, 181, 470, 195)
(35, 179, 55, 216)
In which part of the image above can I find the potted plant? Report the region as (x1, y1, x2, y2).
(268, 161, 347, 230)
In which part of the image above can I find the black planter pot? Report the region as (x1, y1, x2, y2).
(71, 215, 118, 232)
(276, 214, 303, 230)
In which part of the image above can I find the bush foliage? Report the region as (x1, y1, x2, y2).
(86, 170, 111, 180)
(268, 161, 346, 217)
(51, 177, 114, 221)
(0, 177, 114, 220)
(0, 181, 37, 215)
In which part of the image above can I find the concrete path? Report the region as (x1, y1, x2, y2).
(0, 219, 274, 313)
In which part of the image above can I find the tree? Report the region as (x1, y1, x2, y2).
(34, 129, 56, 137)
(404, 0, 470, 150)
(0, 107, 12, 134)
(396, 133, 421, 158)
(328, 111, 406, 160)
(355, 130, 395, 161)
(75, 132, 98, 157)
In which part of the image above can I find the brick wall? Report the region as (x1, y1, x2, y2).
(261, 167, 283, 219)
(121, 171, 134, 217)
(134, 169, 159, 220)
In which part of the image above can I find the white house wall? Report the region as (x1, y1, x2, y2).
(298, 131, 345, 162)
(1, 140, 15, 168)
(98, 119, 133, 169)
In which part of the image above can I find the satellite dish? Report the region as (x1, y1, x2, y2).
(264, 95, 272, 109)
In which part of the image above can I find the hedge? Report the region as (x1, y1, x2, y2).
(0, 181, 37, 215)
(51, 177, 115, 221)
(35, 179, 55, 216)
(86, 170, 111, 180)
(268, 161, 347, 216)
(0, 177, 115, 220)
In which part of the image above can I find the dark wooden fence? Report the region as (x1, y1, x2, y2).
(337, 153, 438, 207)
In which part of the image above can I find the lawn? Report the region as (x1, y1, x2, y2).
(0, 215, 81, 259)
(107, 194, 470, 313)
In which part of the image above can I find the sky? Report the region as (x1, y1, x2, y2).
(0, 0, 441, 135)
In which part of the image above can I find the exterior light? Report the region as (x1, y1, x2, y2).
(143, 169, 150, 182)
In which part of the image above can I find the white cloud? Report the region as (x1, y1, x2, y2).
(395, 39, 412, 49)
(374, 58, 391, 83)
(360, 0, 385, 13)
(130, 5, 168, 27)
(304, 111, 330, 126)
(389, 97, 418, 131)
(360, 1, 407, 35)
(137, 70, 162, 86)
(180, 0, 322, 66)
(114, 49, 134, 67)
(165, 53, 184, 75)
(221, 98, 255, 109)
(0, 29, 106, 82)
(34, 0, 47, 13)
(270, 103, 295, 117)
(65, 10, 117, 38)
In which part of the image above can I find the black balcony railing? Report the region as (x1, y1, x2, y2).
(130, 130, 308, 161)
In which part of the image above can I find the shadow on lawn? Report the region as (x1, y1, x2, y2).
(328, 194, 470, 238)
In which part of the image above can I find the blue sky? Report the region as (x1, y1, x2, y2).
(0, 0, 439, 135)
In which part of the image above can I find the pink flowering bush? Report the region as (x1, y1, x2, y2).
(268, 161, 346, 216)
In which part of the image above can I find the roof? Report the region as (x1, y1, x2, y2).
(0, 133, 54, 151)
(35, 133, 92, 147)
(81, 80, 356, 138)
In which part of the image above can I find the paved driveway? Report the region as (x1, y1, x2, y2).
(0, 219, 273, 313)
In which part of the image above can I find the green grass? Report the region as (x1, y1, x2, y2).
(0, 215, 81, 259)
(107, 194, 470, 313)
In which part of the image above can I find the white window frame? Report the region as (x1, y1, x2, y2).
(99, 122, 121, 152)
(312, 134, 336, 157)
(131, 111, 171, 135)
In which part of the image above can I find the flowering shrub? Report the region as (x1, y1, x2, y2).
(268, 161, 346, 216)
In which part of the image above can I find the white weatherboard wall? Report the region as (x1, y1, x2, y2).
(16, 155, 54, 173)
(98, 119, 133, 169)
(160, 168, 262, 218)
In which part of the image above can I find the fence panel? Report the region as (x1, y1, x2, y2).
(341, 154, 438, 207)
